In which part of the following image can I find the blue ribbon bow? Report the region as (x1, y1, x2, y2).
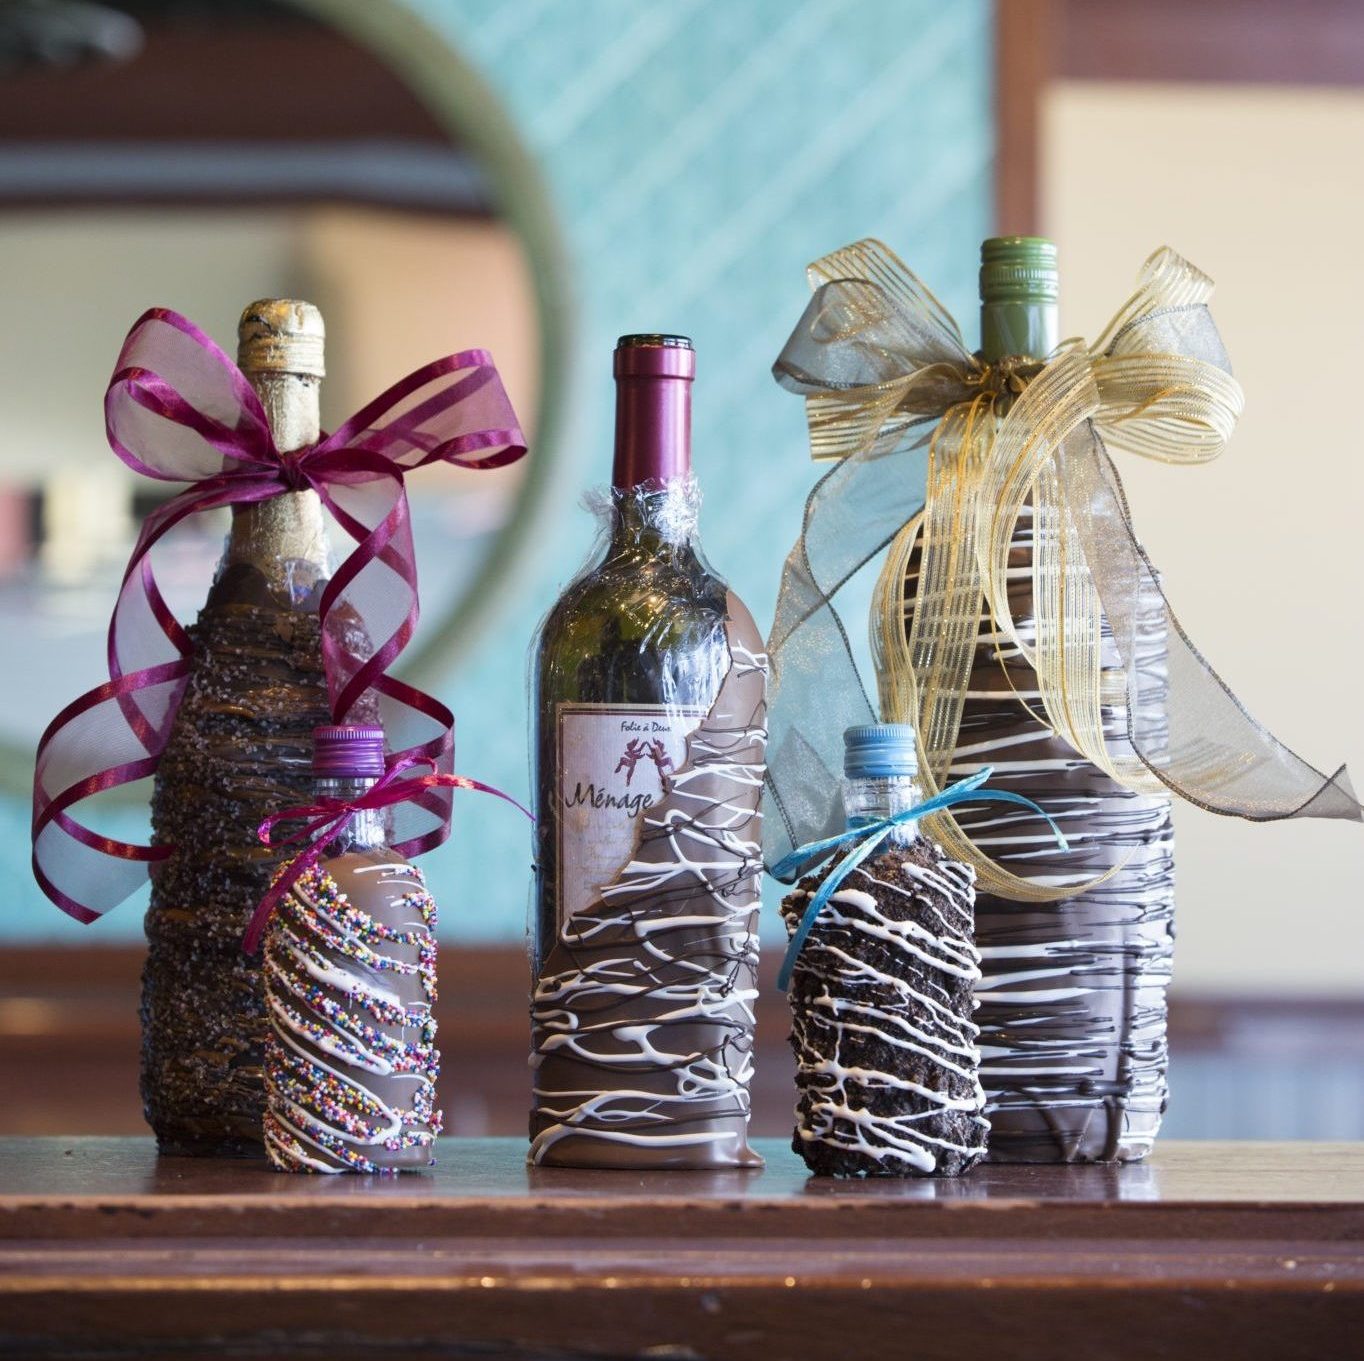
(771, 766, 1069, 991)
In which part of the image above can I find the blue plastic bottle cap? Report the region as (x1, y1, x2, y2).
(843, 723, 919, 779)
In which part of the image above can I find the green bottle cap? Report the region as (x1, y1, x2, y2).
(980, 236, 1059, 305)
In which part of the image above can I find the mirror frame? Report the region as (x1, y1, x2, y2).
(0, 0, 571, 795)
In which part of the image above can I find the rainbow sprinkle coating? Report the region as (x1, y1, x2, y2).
(262, 858, 443, 1174)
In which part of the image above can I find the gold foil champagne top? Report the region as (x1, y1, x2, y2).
(237, 299, 326, 378)
(221, 298, 330, 591)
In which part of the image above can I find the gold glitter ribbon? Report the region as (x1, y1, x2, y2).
(768, 240, 1360, 898)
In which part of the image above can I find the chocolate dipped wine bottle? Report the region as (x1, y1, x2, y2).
(530, 335, 768, 1169)
(142, 301, 346, 1156)
(891, 239, 1175, 1162)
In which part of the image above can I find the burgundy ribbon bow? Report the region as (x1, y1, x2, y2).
(32, 307, 527, 924)
(243, 755, 532, 954)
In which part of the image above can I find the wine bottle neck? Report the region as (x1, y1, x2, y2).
(250, 370, 321, 454)
(612, 371, 692, 489)
(222, 491, 330, 576)
(213, 299, 332, 606)
(316, 775, 388, 851)
(980, 299, 1058, 363)
(608, 480, 701, 551)
(611, 335, 695, 489)
(226, 370, 326, 557)
(237, 297, 325, 454)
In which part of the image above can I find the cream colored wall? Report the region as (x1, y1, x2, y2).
(300, 206, 537, 511)
(0, 205, 536, 485)
(0, 204, 536, 597)
(0, 210, 302, 583)
(1043, 82, 1364, 992)
(0, 209, 300, 485)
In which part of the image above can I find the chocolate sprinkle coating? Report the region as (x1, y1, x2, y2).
(141, 596, 333, 1156)
(263, 855, 442, 1174)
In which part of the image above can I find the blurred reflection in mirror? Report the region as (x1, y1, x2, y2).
(0, 0, 539, 773)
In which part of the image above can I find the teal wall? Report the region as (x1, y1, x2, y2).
(1, 0, 993, 943)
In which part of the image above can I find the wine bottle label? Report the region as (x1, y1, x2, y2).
(554, 702, 705, 927)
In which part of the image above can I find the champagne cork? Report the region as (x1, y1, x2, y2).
(237, 299, 326, 379)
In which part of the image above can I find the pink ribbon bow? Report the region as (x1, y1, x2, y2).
(243, 755, 532, 954)
(32, 307, 527, 924)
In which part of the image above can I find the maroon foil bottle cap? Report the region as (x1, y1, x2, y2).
(312, 725, 386, 779)
(611, 335, 694, 487)
(613, 333, 695, 380)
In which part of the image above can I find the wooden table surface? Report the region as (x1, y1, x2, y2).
(2, 1138, 1361, 1360)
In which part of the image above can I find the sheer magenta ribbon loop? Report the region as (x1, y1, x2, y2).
(32, 308, 527, 924)
(244, 755, 533, 955)
(771, 766, 1067, 991)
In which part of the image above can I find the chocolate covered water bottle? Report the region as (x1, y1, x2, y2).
(263, 725, 441, 1173)
(782, 723, 987, 1178)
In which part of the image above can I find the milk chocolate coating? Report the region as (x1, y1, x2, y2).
(529, 598, 767, 1169)
(782, 838, 988, 1177)
(263, 851, 441, 1174)
(903, 509, 1174, 1163)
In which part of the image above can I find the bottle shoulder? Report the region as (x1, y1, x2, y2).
(539, 544, 729, 641)
(323, 846, 411, 870)
(534, 542, 738, 710)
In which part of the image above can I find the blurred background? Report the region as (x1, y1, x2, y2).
(0, 0, 1359, 1141)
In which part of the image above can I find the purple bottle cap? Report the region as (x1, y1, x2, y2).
(312, 725, 386, 779)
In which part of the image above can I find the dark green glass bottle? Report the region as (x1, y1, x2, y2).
(529, 334, 767, 1170)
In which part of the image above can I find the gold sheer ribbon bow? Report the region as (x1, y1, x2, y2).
(765, 239, 1360, 896)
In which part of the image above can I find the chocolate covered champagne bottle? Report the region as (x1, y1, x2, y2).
(530, 335, 768, 1169)
(142, 301, 339, 1156)
(900, 240, 1175, 1162)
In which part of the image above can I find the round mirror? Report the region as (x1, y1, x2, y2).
(0, 0, 565, 793)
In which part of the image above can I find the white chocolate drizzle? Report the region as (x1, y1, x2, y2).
(901, 506, 1174, 1162)
(530, 616, 767, 1167)
(262, 858, 442, 1174)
